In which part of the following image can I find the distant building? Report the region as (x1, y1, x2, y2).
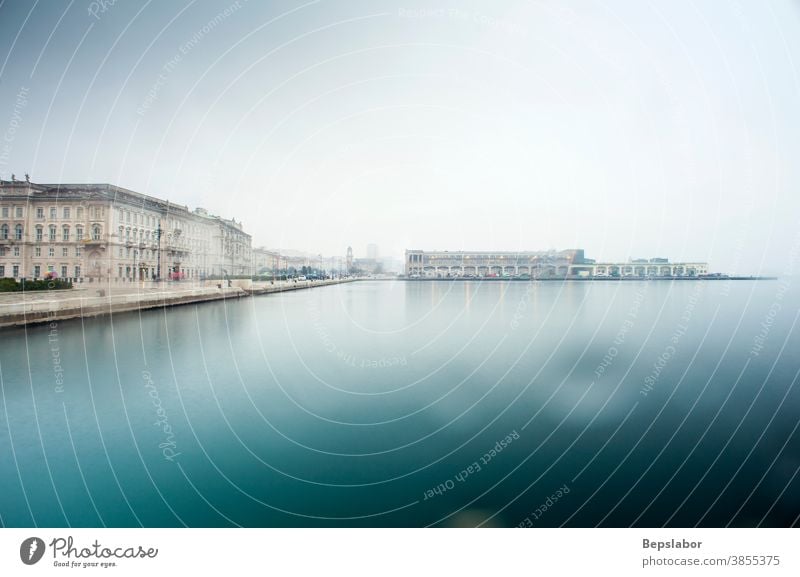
(211, 215, 251, 277)
(252, 247, 281, 274)
(346, 246, 353, 274)
(406, 249, 582, 277)
(0, 178, 251, 282)
(366, 243, 379, 260)
(405, 249, 707, 278)
(352, 258, 381, 274)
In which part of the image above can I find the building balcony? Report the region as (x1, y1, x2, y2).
(81, 237, 107, 249)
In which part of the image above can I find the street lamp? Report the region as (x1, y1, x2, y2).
(155, 224, 163, 281)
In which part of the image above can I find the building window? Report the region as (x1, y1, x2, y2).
(0, 247, 4, 256)
(13, 247, 19, 257)
(74, 265, 80, 278)
(76, 207, 83, 219)
(34, 265, 40, 278)
(15, 207, 23, 218)
(0, 265, 4, 277)
(36, 207, 44, 219)
(76, 226, 83, 241)
(62, 247, 68, 257)
(62, 226, 70, 241)
(126, 211, 130, 223)
(14, 225, 22, 240)
(61, 266, 67, 278)
(0, 224, 7, 239)
(92, 225, 101, 240)
(1, 207, 7, 218)
(118, 247, 123, 258)
(49, 226, 57, 241)
(63, 207, 71, 219)
(13, 265, 19, 277)
(50, 207, 57, 219)
(48, 247, 54, 257)
(118, 266, 123, 278)
(34, 247, 41, 257)
(75, 247, 81, 257)
(35, 226, 43, 242)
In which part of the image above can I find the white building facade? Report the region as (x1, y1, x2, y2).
(405, 249, 708, 278)
(0, 178, 251, 283)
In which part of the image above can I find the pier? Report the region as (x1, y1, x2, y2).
(0, 277, 357, 329)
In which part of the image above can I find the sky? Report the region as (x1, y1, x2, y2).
(1, 0, 799, 274)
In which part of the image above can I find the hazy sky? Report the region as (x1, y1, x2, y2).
(1, 0, 799, 273)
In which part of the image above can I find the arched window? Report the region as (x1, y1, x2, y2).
(35, 226, 43, 242)
(62, 226, 70, 241)
(49, 225, 57, 241)
(92, 225, 101, 241)
(0, 224, 7, 239)
(14, 224, 23, 240)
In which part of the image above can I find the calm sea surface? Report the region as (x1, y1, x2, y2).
(1, 280, 799, 527)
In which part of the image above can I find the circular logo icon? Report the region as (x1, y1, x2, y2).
(20, 537, 46, 565)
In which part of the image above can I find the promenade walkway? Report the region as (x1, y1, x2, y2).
(0, 278, 357, 328)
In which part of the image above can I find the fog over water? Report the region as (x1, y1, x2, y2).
(1, 1, 799, 272)
(1, 0, 800, 532)
(0, 280, 798, 527)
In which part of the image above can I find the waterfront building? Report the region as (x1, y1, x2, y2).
(209, 214, 252, 277)
(253, 247, 281, 274)
(253, 248, 350, 277)
(352, 258, 381, 274)
(279, 252, 314, 273)
(405, 249, 708, 278)
(0, 177, 251, 283)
